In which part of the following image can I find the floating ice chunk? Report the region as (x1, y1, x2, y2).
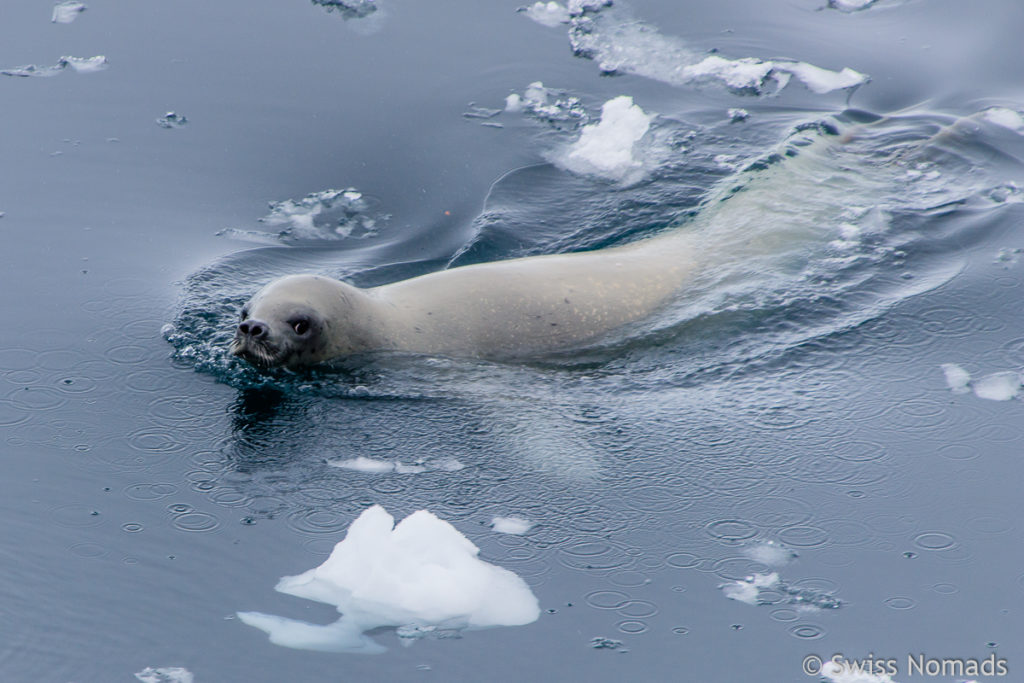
(521, 1, 570, 27)
(972, 371, 1021, 401)
(2, 55, 106, 78)
(52, 1, 87, 24)
(219, 188, 384, 244)
(982, 107, 1024, 134)
(134, 667, 194, 683)
(556, 96, 653, 184)
(742, 541, 795, 566)
(722, 572, 841, 608)
(433, 457, 465, 472)
(590, 636, 626, 650)
(547, 1, 868, 95)
(827, 0, 880, 12)
(820, 659, 897, 683)
(504, 81, 588, 128)
(722, 572, 779, 605)
(60, 55, 108, 72)
(728, 108, 749, 123)
(683, 56, 777, 92)
(238, 505, 540, 653)
(994, 247, 1022, 266)
(776, 62, 868, 94)
(312, 0, 377, 20)
(326, 456, 461, 474)
(940, 363, 971, 394)
(463, 105, 502, 120)
(330, 456, 395, 473)
(491, 516, 533, 535)
(156, 112, 188, 129)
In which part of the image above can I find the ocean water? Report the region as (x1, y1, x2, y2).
(3, 0, 1024, 681)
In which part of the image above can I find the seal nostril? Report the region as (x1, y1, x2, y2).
(238, 320, 267, 339)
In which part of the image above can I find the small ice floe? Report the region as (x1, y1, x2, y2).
(490, 516, 533, 535)
(728, 108, 749, 123)
(546, 0, 868, 96)
(156, 112, 188, 129)
(722, 572, 780, 605)
(134, 667, 194, 683)
(238, 505, 540, 653)
(722, 572, 841, 609)
(941, 364, 1022, 400)
(555, 95, 654, 184)
(939, 363, 972, 394)
(219, 188, 384, 244)
(973, 371, 1021, 401)
(981, 107, 1024, 134)
(463, 105, 503, 121)
(994, 247, 1022, 267)
(2, 55, 107, 77)
(327, 456, 464, 474)
(52, 1, 87, 24)
(520, 1, 571, 27)
(820, 659, 897, 683)
(590, 636, 627, 651)
(774, 61, 867, 95)
(62, 55, 108, 72)
(742, 540, 795, 566)
(504, 81, 589, 129)
(311, 0, 377, 20)
(827, 0, 880, 12)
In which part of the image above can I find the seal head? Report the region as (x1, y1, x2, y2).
(230, 274, 360, 368)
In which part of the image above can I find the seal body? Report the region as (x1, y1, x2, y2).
(231, 233, 698, 367)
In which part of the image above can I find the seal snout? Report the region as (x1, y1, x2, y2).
(237, 319, 269, 340)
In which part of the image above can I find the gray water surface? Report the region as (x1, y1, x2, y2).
(3, 0, 1024, 681)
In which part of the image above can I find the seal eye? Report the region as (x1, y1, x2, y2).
(291, 319, 310, 336)
(240, 308, 249, 321)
